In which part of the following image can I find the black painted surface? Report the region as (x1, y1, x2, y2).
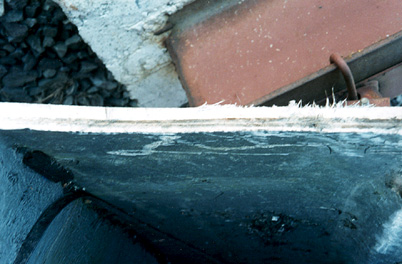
(26, 198, 159, 264)
(0, 140, 63, 263)
(1, 130, 402, 263)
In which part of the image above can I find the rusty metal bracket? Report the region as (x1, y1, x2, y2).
(330, 53, 390, 106)
(330, 53, 358, 100)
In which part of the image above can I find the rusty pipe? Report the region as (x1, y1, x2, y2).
(330, 53, 358, 100)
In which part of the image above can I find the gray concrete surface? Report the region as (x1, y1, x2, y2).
(54, 0, 194, 107)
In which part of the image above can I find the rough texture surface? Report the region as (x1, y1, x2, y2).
(1, 103, 402, 263)
(54, 0, 193, 107)
(0, 141, 63, 263)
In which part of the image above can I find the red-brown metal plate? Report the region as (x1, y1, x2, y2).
(168, 0, 402, 106)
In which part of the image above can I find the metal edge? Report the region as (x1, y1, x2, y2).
(252, 31, 402, 106)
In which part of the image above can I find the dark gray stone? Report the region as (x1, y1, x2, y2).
(105, 98, 128, 107)
(24, 18, 37, 28)
(2, 68, 38, 87)
(43, 69, 57, 79)
(2, 44, 15, 53)
(77, 96, 90, 105)
(88, 94, 104, 106)
(27, 86, 42, 96)
(3, 23, 28, 43)
(5, 0, 28, 10)
(79, 79, 92, 90)
(42, 26, 58, 38)
(62, 95, 74, 105)
(0, 65, 7, 79)
(3, 9, 24, 22)
(22, 52, 37, 71)
(42, 36, 55, 48)
(8, 48, 24, 60)
(79, 61, 98, 73)
(65, 35, 81, 46)
(38, 58, 62, 71)
(25, 2, 41, 18)
(61, 53, 77, 64)
(42, 0, 57, 12)
(104, 81, 118, 90)
(53, 42, 67, 58)
(0, 86, 32, 102)
(50, 8, 65, 25)
(86, 86, 99, 94)
(77, 51, 88, 59)
(38, 72, 72, 91)
(26, 35, 44, 56)
(0, 55, 17, 65)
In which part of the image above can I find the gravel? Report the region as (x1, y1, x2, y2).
(0, 0, 137, 107)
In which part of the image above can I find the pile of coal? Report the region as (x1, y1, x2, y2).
(0, 0, 138, 107)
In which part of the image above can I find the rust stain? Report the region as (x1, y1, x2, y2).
(69, 4, 78, 11)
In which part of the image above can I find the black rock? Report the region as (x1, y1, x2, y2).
(63, 95, 74, 105)
(43, 69, 57, 78)
(25, 2, 41, 17)
(26, 35, 44, 56)
(77, 51, 88, 59)
(53, 42, 67, 58)
(65, 35, 81, 46)
(8, 48, 25, 60)
(2, 68, 38, 88)
(88, 94, 104, 106)
(65, 82, 78, 96)
(38, 58, 63, 71)
(43, 0, 58, 12)
(27, 86, 42, 96)
(61, 53, 77, 64)
(0, 50, 7, 58)
(0, 65, 7, 79)
(77, 96, 89, 105)
(51, 8, 66, 25)
(42, 26, 58, 38)
(80, 61, 98, 73)
(36, 15, 49, 25)
(42, 36, 55, 48)
(3, 9, 24, 22)
(86, 86, 99, 94)
(128, 100, 138, 107)
(0, 87, 32, 102)
(5, 0, 28, 10)
(38, 72, 72, 91)
(0, 55, 17, 65)
(22, 52, 37, 71)
(2, 44, 15, 53)
(104, 81, 118, 91)
(79, 79, 92, 90)
(3, 23, 28, 42)
(105, 98, 129, 107)
(24, 18, 37, 28)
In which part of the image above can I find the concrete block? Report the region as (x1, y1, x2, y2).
(54, 0, 195, 107)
